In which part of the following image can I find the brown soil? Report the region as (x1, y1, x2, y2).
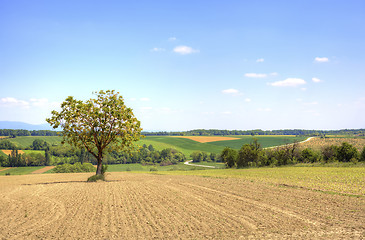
(172, 136, 239, 143)
(0, 173, 363, 239)
(31, 166, 56, 174)
(1, 150, 25, 155)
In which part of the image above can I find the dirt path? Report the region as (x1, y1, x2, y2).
(31, 166, 55, 174)
(0, 167, 12, 172)
(184, 160, 216, 168)
(0, 173, 363, 239)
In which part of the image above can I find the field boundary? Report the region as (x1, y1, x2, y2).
(184, 160, 216, 168)
(0, 167, 12, 172)
(31, 166, 56, 174)
(264, 137, 315, 149)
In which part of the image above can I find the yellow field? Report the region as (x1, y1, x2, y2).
(1, 150, 25, 155)
(0, 172, 363, 239)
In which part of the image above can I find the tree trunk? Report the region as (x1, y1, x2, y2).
(96, 158, 102, 175)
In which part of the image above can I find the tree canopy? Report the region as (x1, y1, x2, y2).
(46, 90, 142, 175)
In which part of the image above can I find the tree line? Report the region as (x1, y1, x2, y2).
(0, 129, 59, 137)
(1, 128, 364, 137)
(142, 129, 365, 136)
(0, 139, 187, 167)
(220, 139, 365, 168)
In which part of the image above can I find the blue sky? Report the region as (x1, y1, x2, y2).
(0, 0, 364, 131)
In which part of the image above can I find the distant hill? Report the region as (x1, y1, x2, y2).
(0, 121, 52, 131)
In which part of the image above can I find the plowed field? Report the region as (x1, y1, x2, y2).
(0, 173, 364, 239)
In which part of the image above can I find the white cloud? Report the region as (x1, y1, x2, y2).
(221, 111, 232, 115)
(0, 97, 59, 109)
(269, 78, 306, 87)
(245, 98, 251, 102)
(257, 108, 272, 112)
(168, 37, 177, 41)
(314, 57, 329, 63)
(312, 77, 321, 83)
(140, 98, 150, 102)
(30, 98, 49, 107)
(173, 45, 199, 55)
(301, 88, 307, 91)
(222, 88, 239, 94)
(151, 47, 165, 52)
(0, 97, 30, 108)
(202, 111, 215, 115)
(222, 88, 242, 96)
(256, 58, 264, 63)
(244, 73, 267, 78)
(270, 72, 278, 76)
(303, 101, 318, 106)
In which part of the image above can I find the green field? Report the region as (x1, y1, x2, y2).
(155, 166, 365, 196)
(23, 150, 45, 155)
(6, 135, 307, 157)
(0, 166, 44, 176)
(7, 136, 62, 148)
(138, 135, 307, 156)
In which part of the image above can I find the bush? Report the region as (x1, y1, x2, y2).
(87, 174, 105, 182)
(53, 163, 95, 173)
(360, 146, 365, 162)
(150, 166, 158, 171)
(322, 145, 338, 163)
(300, 148, 321, 163)
(336, 142, 359, 162)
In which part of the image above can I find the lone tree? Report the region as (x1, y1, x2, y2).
(46, 90, 142, 175)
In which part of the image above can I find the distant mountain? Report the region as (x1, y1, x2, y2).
(0, 121, 53, 131)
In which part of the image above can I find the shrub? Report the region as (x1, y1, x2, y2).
(53, 163, 95, 173)
(150, 166, 158, 171)
(220, 147, 237, 168)
(87, 174, 105, 182)
(322, 145, 338, 163)
(300, 148, 321, 163)
(336, 142, 359, 162)
(360, 146, 365, 162)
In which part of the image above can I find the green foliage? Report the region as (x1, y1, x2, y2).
(336, 142, 359, 162)
(0, 139, 18, 149)
(46, 90, 143, 175)
(220, 147, 237, 168)
(190, 151, 208, 162)
(53, 163, 95, 173)
(150, 166, 158, 171)
(101, 164, 108, 175)
(300, 148, 321, 163)
(360, 146, 365, 162)
(321, 145, 338, 163)
(31, 139, 49, 150)
(87, 174, 105, 182)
